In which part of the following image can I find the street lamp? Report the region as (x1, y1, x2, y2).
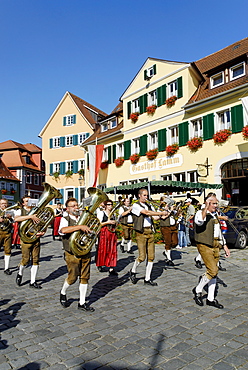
(78, 175, 83, 187)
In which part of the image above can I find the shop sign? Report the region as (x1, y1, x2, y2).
(1, 195, 14, 200)
(130, 154, 183, 175)
(232, 189, 239, 194)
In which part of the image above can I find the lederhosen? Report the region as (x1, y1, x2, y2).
(120, 206, 133, 240)
(0, 214, 12, 255)
(160, 213, 178, 250)
(19, 208, 40, 266)
(62, 216, 91, 285)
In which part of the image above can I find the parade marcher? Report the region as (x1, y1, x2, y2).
(160, 200, 178, 266)
(176, 208, 187, 249)
(119, 197, 133, 254)
(129, 188, 168, 286)
(59, 197, 94, 312)
(192, 193, 230, 309)
(185, 198, 195, 246)
(0, 199, 13, 275)
(52, 202, 63, 241)
(15, 196, 44, 288)
(96, 200, 118, 275)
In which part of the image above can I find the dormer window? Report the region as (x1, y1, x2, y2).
(230, 62, 245, 81)
(101, 122, 108, 132)
(144, 65, 157, 80)
(210, 72, 224, 88)
(110, 118, 117, 129)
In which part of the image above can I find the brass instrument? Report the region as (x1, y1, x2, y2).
(69, 187, 108, 257)
(19, 183, 62, 243)
(0, 203, 21, 231)
(107, 201, 122, 232)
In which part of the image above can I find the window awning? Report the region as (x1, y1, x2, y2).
(104, 180, 223, 195)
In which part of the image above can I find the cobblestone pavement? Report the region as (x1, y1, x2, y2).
(0, 232, 248, 370)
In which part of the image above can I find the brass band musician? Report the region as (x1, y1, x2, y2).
(0, 198, 13, 275)
(119, 197, 133, 254)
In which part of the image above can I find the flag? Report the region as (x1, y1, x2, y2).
(88, 145, 104, 187)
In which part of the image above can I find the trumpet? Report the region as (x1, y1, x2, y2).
(107, 201, 122, 232)
(0, 203, 21, 231)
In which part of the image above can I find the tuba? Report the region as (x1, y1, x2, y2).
(19, 183, 62, 243)
(69, 187, 108, 257)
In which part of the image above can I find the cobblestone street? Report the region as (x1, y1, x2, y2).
(0, 232, 248, 370)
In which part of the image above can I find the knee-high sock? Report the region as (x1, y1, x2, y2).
(195, 253, 202, 262)
(18, 264, 25, 276)
(131, 259, 139, 273)
(126, 240, 132, 251)
(145, 261, 153, 281)
(4, 255, 10, 270)
(207, 278, 216, 301)
(196, 274, 210, 293)
(30, 265, 39, 284)
(121, 237, 125, 247)
(164, 249, 171, 260)
(79, 283, 88, 305)
(61, 279, 70, 295)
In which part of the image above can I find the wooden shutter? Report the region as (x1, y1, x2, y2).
(74, 187, 78, 201)
(144, 70, 148, 80)
(108, 146, 112, 164)
(231, 105, 244, 133)
(157, 84, 167, 107)
(177, 77, 183, 98)
(73, 115, 76, 124)
(158, 128, 167, 151)
(140, 134, 148, 156)
(127, 101, 132, 118)
(60, 137, 65, 147)
(63, 117, 66, 126)
(203, 113, 214, 140)
(153, 64, 157, 75)
(49, 138, 53, 149)
(60, 162, 66, 175)
(179, 121, 189, 146)
(112, 145, 116, 161)
(139, 94, 148, 114)
(59, 189, 64, 204)
(73, 135, 78, 145)
(73, 160, 78, 173)
(49, 163, 53, 175)
(124, 140, 131, 160)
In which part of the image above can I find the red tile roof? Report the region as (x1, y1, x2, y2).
(0, 158, 19, 181)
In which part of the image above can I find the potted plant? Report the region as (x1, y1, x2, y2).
(165, 143, 179, 157)
(100, 161, 109, 170)
(1, 189, 7, 194)
(65, 170, 73, 178)
(213, 129, 232, 144)
(10, 189, 16, 194)
(166, 96, 177, 108)
(146, 105, 157, 115)
(187, 137, 203, 152)
(77, 168, 85, 177)
(114, 157, 125, 167)
(52, 171, 60, 181)
(130, 112, 139, 123)
(130, 153, 140, 164)
(146, 148, 158, 160)
(242, 125, 248, 139)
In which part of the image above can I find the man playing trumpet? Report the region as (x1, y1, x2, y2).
(0, 198, 13, 275)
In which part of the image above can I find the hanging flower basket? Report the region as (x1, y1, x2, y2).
(65, 170, 73, 178)
(213, 129, 232, 144)
(242, 125, 248, 139)
(52, 171, 60, 181)
(77, 168, 85, 177)
(130, 153, 140, 164)
(130, 112, 139, 123)
(187, 137, 203, 152)
(1, 189, 7, 194)
(114, 157, 125, 168)
(100, 161, 109, 170)
(146, 105, 157, 115)
(166, 96, 177, 108)
(165, 143, 179, 157)
(10, 189, 16, 194)
(146, 148, 158, 160)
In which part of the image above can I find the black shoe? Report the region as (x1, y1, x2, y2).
(4, 268, 12, 275)
(97, 266, 104, 272)
(194, 257, 202, 269)
(129, 269, 138, 284)
(192, 287, 203, 306)
(60, 293, 69, 308)
(16, 274, 22, 286)
(167, 260, 175, 267)
(218, 262, 226, 271)
(127, 250, 134, 254)
(163, 251, 167, 259)
(109, 269, 118, 276)
(29, 282, 42, 289)
(78, 303, 95, 312)
(144, 279, 158, 286)
(206, 299, 224, 309)
(120, 245, 125, 253)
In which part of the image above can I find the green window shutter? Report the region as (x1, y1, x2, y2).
(86, 132, 90, 139)
(60, 162, 65, 175)
(108, 146, 112, 164)
(63, 117, 66, 126)
(158, 128, 167, 152)
(60, 137, 65, 147)
(49, 138, 53, 149)
(73, 135, 78, 145)
(73, 160, 78, 173)
(73, 114, 76, 124)
(144, 70, 148, 80)
(49, 163, 53, 175)
(157, 84, 167, 107)
(231, 105, 244, 133)
(59, 189, 64, 204)
(139, 94, 148, 114)
(203, 113, 215, 140)
(124, 140, 131, 160)
(179, 122, 189, 146)
(140, 134, 148, 156)
(177, 77, 183, 98)
(112, 145, 116, 161)
(153, 64, 157, 75)
(75, 188, 78, 201)
(127, 101, 132, 118)
(87, 153, 89, 168)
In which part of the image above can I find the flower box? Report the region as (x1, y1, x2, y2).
(146, 105, 157, 115)
(52, 171, 60, 181)
(213, 129, 231, 144)
(130, 112, 139, 123)
(166, 95, 177, 108)
(100, 161, 109, 170)
(130, 153, 140, 164)
(242, 125, 248, 139)
(65, 170, 73, 178)
(1, 189, 7, 194)
(114, 157, 125, 168)
(165, 143, 179, 157)
(187, 137, 203, 152)
(77, 169, 85, 177)
(146, 148, 158, 160)
(10, 190, 16, 194)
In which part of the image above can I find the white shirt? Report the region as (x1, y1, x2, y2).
(59, 214, 79, 236)
(119, 206, 133, 223)
(132, 202, 155, 227)
(195, 209, 226, 245)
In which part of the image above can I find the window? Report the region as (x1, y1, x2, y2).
(148, 90, 157, 106)
(149, 132, 158, 150)
(101, 122, 108, 132)
(34, 174, 39, 185)
(161, 175, 172, 181)
(102, 148, 108, 162)
(174, 172, 186, 182)
(66, 161, 73, 171)
(144, 65, 156, 80)
(26, 172, 32, 184)
(230, 62, 245, 80)
(169, 126, 179, 144)
(132, 138, 140, 154)
(132, 99, 140, 113)
(139, 178, 148, 182)
(191, 118, 203, 137)
(117, 143, 124, 157)
(217, 109, 231, 130)
(129, 180, 137, 185)
(188, 171, 197, 182)
(168, 80, 177, 97)
(64, 115, 75, 126)
(110, 118, 117, 129)
(25, 156, 31, 164)
(53, 137, 60, 148)
(78, 133, 90, 144)
(1, 182, 6, 190)
(119, 181, 128, 186)
(54, 163, 60, 173)
(65, 135, 73, 146)
(79, 160, 85, 170)
(210, 72, 224, 88)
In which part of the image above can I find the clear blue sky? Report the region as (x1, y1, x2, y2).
(0, 0, 247, 147)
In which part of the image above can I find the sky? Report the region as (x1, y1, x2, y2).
(0, 0, 247, 147)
